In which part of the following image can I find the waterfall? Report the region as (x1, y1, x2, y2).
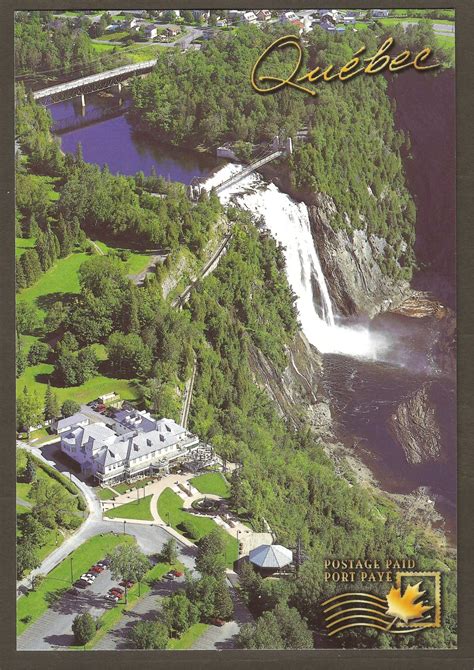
(204, 165, 384, 359)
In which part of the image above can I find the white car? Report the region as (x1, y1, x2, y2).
(80, 574, 95, 583)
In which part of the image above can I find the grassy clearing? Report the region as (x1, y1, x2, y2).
(167, 623, 209, 649)
(16, 236, 36, 258)
(17, 360, 139, 405)
(17, 249, 90, 315)
(190, 472, 230, 499)
(91, 42, 118, 53)
(104, 495, 154, 521)
(157, 488, 238, 567)
(98, 30, 130, 41)
(96, 487, 117, 501)
(113, 479, 155, 495)
(17, 532, 134, 635)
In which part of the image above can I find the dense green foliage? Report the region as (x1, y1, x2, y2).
(72, 612, 96, 645)
(128, 620, 169, 649)
(16, 450, 85, 578)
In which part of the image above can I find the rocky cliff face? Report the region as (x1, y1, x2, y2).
(248, 331, 332, 437)
(307, 195, 411, 318)
(388, 383, 445, 465)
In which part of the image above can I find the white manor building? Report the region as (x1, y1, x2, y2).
(59, 409, 200, 485)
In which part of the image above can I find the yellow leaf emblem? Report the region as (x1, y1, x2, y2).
(385, 582, 433, 624)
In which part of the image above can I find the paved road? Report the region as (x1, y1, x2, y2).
(17, 523, 196, 651)
(16, 497, 32, 509)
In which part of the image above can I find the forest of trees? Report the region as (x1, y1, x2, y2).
(14, 18, 456, 649)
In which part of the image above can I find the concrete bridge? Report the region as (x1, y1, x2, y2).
(32, 60, 157, 106)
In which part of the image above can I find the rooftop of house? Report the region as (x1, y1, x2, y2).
(56, 412, 90, 431)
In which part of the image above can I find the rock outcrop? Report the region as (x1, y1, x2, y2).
(307, 194, 411, 318)
(248, 331, 332, 436)
(388, 383, 445, 464)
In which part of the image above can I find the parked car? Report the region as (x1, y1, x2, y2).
(68, 587, 80, 596)
(210, 618, 226, 627)
(171, 570, 183, 577)
(120, 579, 134, 588)
(99, 558, 110, 567)
(163, 572, 175, 581)
(96, 403, 106, 413)
(105, 594, 120, 602)
(109, 587, 124, 594)
(74, 580, 88, 589)
(90, 565, 104, 573)
(80, 574, 95, 583)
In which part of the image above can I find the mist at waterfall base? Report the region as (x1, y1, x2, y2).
(206, 165, 456, 540)
(207, 164, 418, 368)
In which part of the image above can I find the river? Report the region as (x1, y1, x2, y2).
(48, 93, 221, 184)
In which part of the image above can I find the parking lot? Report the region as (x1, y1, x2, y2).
(17, 523, 197, 651)
(18, 556, 126, 650)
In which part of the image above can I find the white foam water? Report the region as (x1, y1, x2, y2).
(205, 164, 387, 359)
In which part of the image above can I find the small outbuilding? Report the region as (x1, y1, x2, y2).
(249, 544, 293, 575)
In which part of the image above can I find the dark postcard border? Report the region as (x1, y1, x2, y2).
(1, 1, 473, 668)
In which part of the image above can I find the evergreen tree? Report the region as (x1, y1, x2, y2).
(24, 453, 37, 483)
(16, 257, 26, 290)
(21, 249, 42, 286)
(72, 613, 96, 645)
(44, 382, 60, 421)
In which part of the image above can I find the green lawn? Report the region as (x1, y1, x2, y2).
(17, 360, 139, 406)
(17, 532, 134, 635)
(167, 623, 209, 650)
(96, 487, 117, 501)
(91, 42, 118, 53)
(157, 488, 238, 567)
(190, 472, 231, 499)
(16, 236, 36, 258)
(104, 495, 154, 521)
(113, 479, 155, 495)
(17, 249, 90, 315)
(97, 30, 130, 41)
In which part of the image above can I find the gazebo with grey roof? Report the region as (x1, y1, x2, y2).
(248, 544, 293, 574)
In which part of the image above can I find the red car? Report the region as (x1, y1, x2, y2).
(210, 618, 226, 627)
(109, 587, 124, 595)
(90, 565, 104, 574)
(120, 579, 135, 588)
(96, 404, 106, 413)
(171, 570, 183, 578)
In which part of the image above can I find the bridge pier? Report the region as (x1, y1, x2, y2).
(80, 93, 86, 108)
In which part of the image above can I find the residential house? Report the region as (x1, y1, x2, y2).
(242, 11, 258, 24)
(143, 25, 158, 39)
(372, 9, 390, 18)
(256, 10, 272, 22)
(343, 16, 356, 24)
(166, 26, 180, 37)
(193, 10, 210, 22)
(280, 11, 299, 24)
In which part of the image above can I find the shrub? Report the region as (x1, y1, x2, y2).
(61, 399, 81, 416)
(27, 341, 51, 365)
(72, 612, 96, 645)
(179, 519, 200, 540)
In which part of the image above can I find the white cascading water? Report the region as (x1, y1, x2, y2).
(204, 164, 386, 358)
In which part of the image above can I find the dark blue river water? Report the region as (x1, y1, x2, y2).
(48, 94, 220, 184)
